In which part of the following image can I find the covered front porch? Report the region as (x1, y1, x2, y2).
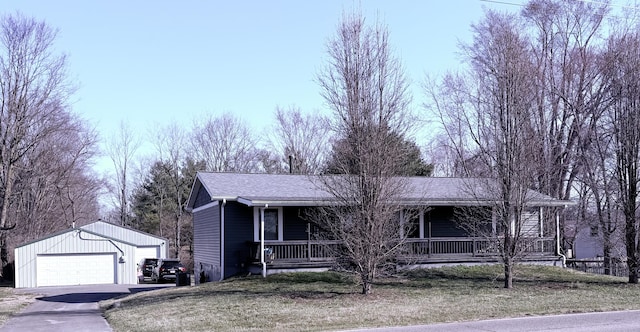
(249, 236, 558, 270)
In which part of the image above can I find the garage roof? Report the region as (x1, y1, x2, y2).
(16, 226, 138, 249)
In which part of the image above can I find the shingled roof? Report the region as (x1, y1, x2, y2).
(187, 172, 572, 208)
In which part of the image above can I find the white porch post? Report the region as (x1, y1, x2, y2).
(556, 209, 566, 267)
(260, 204, 268, 278)
(539, 206, 544, 237)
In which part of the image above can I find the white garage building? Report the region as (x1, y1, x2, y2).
(14, 221, 167, 288)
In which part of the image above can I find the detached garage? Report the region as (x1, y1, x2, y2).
(14, 221, 167, 288)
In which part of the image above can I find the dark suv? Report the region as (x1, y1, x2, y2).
(151, 258, 186, 283)
(137, 258, 159, 283)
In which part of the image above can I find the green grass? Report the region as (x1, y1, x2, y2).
(101, 265, 640, 332)
(0, 282, 36, 326)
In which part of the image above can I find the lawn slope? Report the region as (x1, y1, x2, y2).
(101, 265, 640, 332)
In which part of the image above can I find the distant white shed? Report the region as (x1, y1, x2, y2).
(14, 221, 167, 288)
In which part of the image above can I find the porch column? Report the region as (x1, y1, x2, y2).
(556, 208, 566, 267)
(492, 207, 497, 236)
(307, 222, 311, 261)
(539, 206, 544, 253)
(260, 204, 269, 278)
(539, 206, 544, 237)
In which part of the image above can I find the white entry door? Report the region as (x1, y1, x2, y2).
(36, 253, 116, 287)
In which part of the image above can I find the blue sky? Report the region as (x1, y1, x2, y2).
(4, 0, 522, 172)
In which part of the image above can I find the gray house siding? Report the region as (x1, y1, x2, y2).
(193, 203, 221, 283)
(193, 185, 212, 209)
(223, 201, 254, 278)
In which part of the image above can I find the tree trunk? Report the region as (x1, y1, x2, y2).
(603, 232, 612, 276)
(628, 264, 638, 284)
(626, 216, 639, 283)
(504, 258, 513, 289)
(175, 215, 181, 260)
(0, 166, 15, 276)
(120, 181, 126, 226)
(0, 233, 7, 280)
(361, 272, 372, 295)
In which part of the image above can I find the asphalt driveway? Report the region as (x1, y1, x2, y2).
(0, 283, 173, 332)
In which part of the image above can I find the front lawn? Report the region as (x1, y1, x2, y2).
(101, 265, 640, 332)
(0, 282, 36, 326)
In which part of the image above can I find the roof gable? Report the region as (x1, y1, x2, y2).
(80, 220, 166, 243)
(15, 227, 137, 249)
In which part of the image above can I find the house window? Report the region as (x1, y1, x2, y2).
(590, 225, 599, 237)
(253, 207, 283, 241)
(264, 209, 278, 240)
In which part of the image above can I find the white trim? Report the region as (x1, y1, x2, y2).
(192, 201, 219, 213)
(260, 206, 267, 278)
(238, 197, 255, 206)
(399, 210, 405, 238)
(253, 208, 259, 241)
(236, 197, 573, 208)
(419, 212, 425, 239)
(539, 206, 544, 237)
(220, 199, 226, 281)
(253, 206, 283, 242)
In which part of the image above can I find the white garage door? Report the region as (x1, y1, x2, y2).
(135, 246, 159, 265)
(36, 254, 116, 287)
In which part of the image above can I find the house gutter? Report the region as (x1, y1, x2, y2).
(260, 204, 268, 278)
(77, 229, 127, 284)
(220, 198, 226, 281)
(77, 230, 125, 261)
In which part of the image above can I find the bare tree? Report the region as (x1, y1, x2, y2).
(424, 71, 486, 177)
(0, 13, 81, 277)
(269, 105, 331, 174)
(152, 122, 192, 259)
(13, 123, 102, 238)
(313, 11, 414, 295)
(106, 120, 141, 226)
(422, 132, 459, 177)
(429, 10, 540, 288)
(190, 113, 260, 172)
(522, 0, 609, 249)
(602, 31, 640, 283)
(576, 116, 622, 275)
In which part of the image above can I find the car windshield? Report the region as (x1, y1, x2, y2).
(145, 259, 158, 266)
(162, 261, 181, 268)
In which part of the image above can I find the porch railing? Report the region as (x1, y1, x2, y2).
(402, 237, 556, 258)
(251, 237, 556, 263)
(252, 240, 341, 263)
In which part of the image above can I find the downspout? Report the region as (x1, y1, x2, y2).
(260, 204, 268, 278)
(77, 230, 126, 284)
(556, 209, 566, 268)
(77, 230, 125, 259)
(220, 199, 226, 281)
